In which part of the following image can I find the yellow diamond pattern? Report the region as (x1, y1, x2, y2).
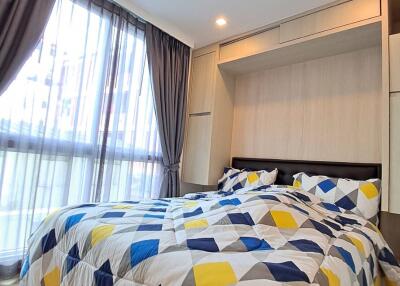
(184, 219, 208, 229)
(193, 262, 237, 286)
(348, 235, 365, 257)
(247, 172, 259, 184)
(271, 210, 298, 229)
(184, 201, 198, 208)
(360, 182, 378, 199)
(293, 180, 302, 188)
(321, 267, 339, 286)
(42, 267, 60, 286)
(91, 224, 115, 246)
(112, 205, 133, 209)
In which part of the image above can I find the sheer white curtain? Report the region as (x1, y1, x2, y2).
(0, 0, 162, 266)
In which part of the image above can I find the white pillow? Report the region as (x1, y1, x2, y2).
(293, 172, 381, 224)
(218, 167, 278, 193)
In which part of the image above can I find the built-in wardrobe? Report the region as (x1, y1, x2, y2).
(181, 0, 400, 256)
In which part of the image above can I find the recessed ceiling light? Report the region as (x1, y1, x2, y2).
(216, 18, 227, 26)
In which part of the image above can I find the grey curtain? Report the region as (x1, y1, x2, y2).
(0, 0, 55, 96)
(145, 23, 190, 198)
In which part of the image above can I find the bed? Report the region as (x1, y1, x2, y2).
(20, 158, 400, 285)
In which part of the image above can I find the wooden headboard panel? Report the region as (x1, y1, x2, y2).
(231, 157, 381, 185)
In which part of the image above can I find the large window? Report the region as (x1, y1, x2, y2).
(0, 0, 162, 262)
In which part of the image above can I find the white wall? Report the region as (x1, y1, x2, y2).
(114, 0, 195, 48)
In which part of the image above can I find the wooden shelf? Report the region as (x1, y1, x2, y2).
(218, 17, 382, 75)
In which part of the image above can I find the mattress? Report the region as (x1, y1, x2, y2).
(20, 185, 400, 285)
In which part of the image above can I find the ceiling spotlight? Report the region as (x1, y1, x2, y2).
(216, 18, 227, 26)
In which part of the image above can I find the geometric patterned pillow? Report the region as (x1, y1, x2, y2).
(217, 167, 241, 190)
(293, 172, 381, 224)
(218, 167, 278, 193)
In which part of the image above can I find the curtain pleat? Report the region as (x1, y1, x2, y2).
(0, 0, 162, 278)
(145, 23, 190, 198)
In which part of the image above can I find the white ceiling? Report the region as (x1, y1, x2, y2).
(128, 0, 339, 48)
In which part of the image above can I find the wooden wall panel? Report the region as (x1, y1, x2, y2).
(231, 46, 382, 163)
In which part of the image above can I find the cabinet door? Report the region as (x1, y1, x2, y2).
(189, 52, 216, 114)
(182, 114, 212, 184)
(219, 28, 280, 61)
(390, 34, 400, 92)
(280, 0, 380, 43)
(390, 93, 400, 213)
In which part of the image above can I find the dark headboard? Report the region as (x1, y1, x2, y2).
(232, 157, 381, 185)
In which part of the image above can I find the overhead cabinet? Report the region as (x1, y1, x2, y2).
(280, 0, 381, 43)
(218, 0, 381, 75)
(188, 52, 216, 114)
(219, 28, 280, 62)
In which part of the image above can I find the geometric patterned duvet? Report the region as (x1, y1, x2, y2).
(20, 186, 400, 286)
